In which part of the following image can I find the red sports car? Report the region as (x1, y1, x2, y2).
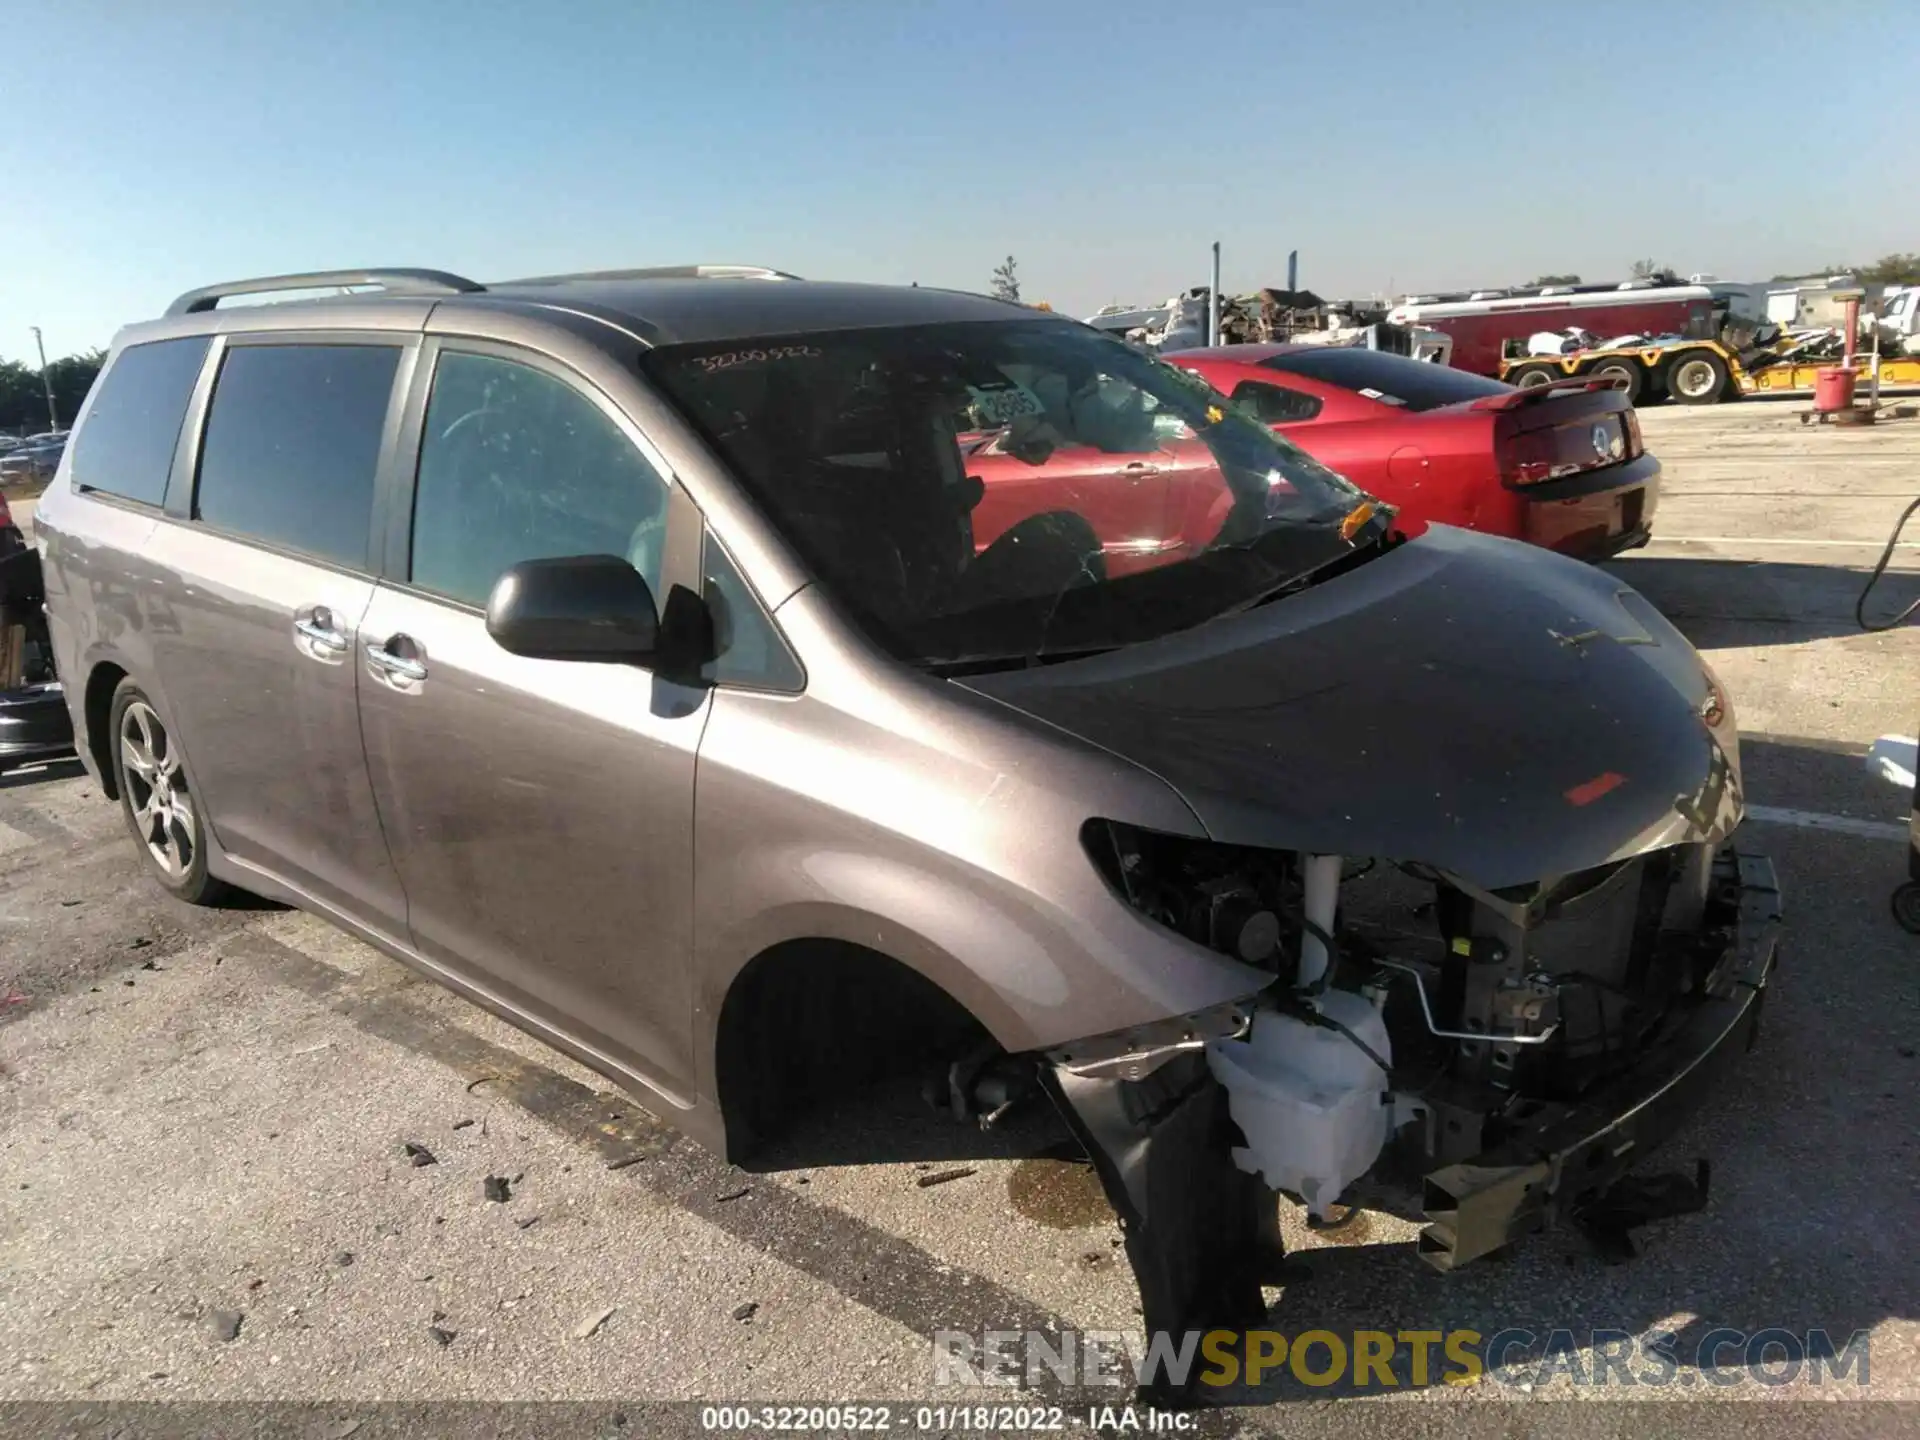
(1167, 344, 1659, 559)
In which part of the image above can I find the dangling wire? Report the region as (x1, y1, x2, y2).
(1856, 493, 1920, 631)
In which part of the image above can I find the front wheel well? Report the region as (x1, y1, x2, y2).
(714, 939, 994, 1164)
(83, 662, 128, 799)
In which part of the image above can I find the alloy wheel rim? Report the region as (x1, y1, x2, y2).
(119, 701, 195, 879)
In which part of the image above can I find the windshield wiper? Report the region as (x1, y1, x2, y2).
(1210, 523, 1392, 621)
(924, 645, 1122, 678)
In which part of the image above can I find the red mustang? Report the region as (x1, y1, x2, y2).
(1165, 344, 1659, 559)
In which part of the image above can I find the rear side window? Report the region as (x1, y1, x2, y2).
(194, 344, 400, 570)
(1262, 348, 1511, 411)
(69, 336, 210, 505)
(1231, 380, 1323, 424)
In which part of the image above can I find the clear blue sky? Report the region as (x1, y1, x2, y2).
(3, 0, 1914, 361)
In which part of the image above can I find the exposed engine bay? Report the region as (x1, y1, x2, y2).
(1041, 820, 1781, 1351)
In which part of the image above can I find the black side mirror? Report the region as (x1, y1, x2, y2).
(485, 554, 659, 663)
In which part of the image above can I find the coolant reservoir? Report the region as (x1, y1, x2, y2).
(1205, 990, 1391, 1218)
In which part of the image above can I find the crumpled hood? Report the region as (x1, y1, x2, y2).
(961, 526, 1741, 890)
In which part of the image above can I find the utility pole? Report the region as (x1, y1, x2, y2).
(29, 327, 57, 431)
(1209, 242, 1222, 347)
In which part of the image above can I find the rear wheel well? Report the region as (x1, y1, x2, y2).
(84, 663, 127, 799)
(715, 939, 993, 1163)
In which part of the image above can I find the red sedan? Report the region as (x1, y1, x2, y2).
(1167, 344, 1659, 559)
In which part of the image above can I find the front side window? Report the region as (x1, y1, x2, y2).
(409, 351, 671, 610)
(195, 343, 400, 569)
(641, 319, 1373, 672)
(71, 336, 211, 506)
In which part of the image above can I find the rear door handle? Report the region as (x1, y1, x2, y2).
(366, 636, 428, 684)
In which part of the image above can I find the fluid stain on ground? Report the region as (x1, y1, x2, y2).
(1006, 1157, 1112, 1229)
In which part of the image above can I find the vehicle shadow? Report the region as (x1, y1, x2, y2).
(1604, 552, 1920, 648)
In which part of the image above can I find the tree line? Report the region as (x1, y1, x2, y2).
(0, 349, 103, 435)
(1770, 253, 1920, 286)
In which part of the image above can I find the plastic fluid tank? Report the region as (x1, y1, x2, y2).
(1814, 366, 1856, 412)
(1205, 989, 1391, 1218)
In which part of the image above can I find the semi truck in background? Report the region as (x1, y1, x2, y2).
(1386, 276, 1756, 377)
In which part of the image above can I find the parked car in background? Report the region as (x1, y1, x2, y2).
(0, 433, 68, 484)
(0, 492, 74, 774)
(38, 267, 1773, 1354)
(1169, 344, 1658, 560)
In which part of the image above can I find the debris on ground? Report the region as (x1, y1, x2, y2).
(605, 1154, 647, 1171)
(732, 1302, 759, 1322)
(452, 1118, 475, 1130)
(572, 1305, 618, 1340)
(332, 1251, 354, 1267)
(715, 1186, 751, 1203)
(401, 1142, 437, 1167)
(483, 1175, 512, 1203)
(426, 1325, 456, 1347)
(205, 1310, 243, 1343)
(129, 937, 152, 950)
(916, 1167, 977, 1189)
(514, 1215, 541, 1230)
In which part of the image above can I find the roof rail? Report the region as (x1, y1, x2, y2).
(496, 264, 801, 285)
(165, 268, 485, 316)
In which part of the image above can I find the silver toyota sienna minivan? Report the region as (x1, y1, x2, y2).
(37, 266, 1780, 1347)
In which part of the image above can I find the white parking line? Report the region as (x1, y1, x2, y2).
(1744, 804, 1910, 842)
(1648, 535, 1920, 548)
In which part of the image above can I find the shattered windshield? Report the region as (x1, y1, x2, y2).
(642, 318, 1377, 670)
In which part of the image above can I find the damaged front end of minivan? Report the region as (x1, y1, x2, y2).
(961, 527, 1784, 1355)
(1039, 819, 1780, 1347)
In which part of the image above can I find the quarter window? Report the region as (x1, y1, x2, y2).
(69, 336, 211, 505)
(409, 351, 671, 610)
(701, 531, 802, 692)
(1231, 380, 1323, 425)
(194, 343, 400, 569)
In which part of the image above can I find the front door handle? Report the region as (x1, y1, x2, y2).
(293, 608, 348, 657)
(366, 636, 428, 684)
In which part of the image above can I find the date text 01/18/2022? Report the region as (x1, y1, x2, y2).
(699, 1404, 1197, 1432)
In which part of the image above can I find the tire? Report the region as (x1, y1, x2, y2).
(1585, 357, 1643, 404)
(108, 678, 226, 904)
(1507, 363, 1558, 389)
(1666, 351, 1729, 405)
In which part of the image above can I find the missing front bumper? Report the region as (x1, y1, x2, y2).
(1046, 846, 1782, 1353)
(1418, 849, 1780, 1269)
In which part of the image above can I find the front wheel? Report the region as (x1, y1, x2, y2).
(110, 679, 225, 904)
(1666, 351, 1729, 405)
